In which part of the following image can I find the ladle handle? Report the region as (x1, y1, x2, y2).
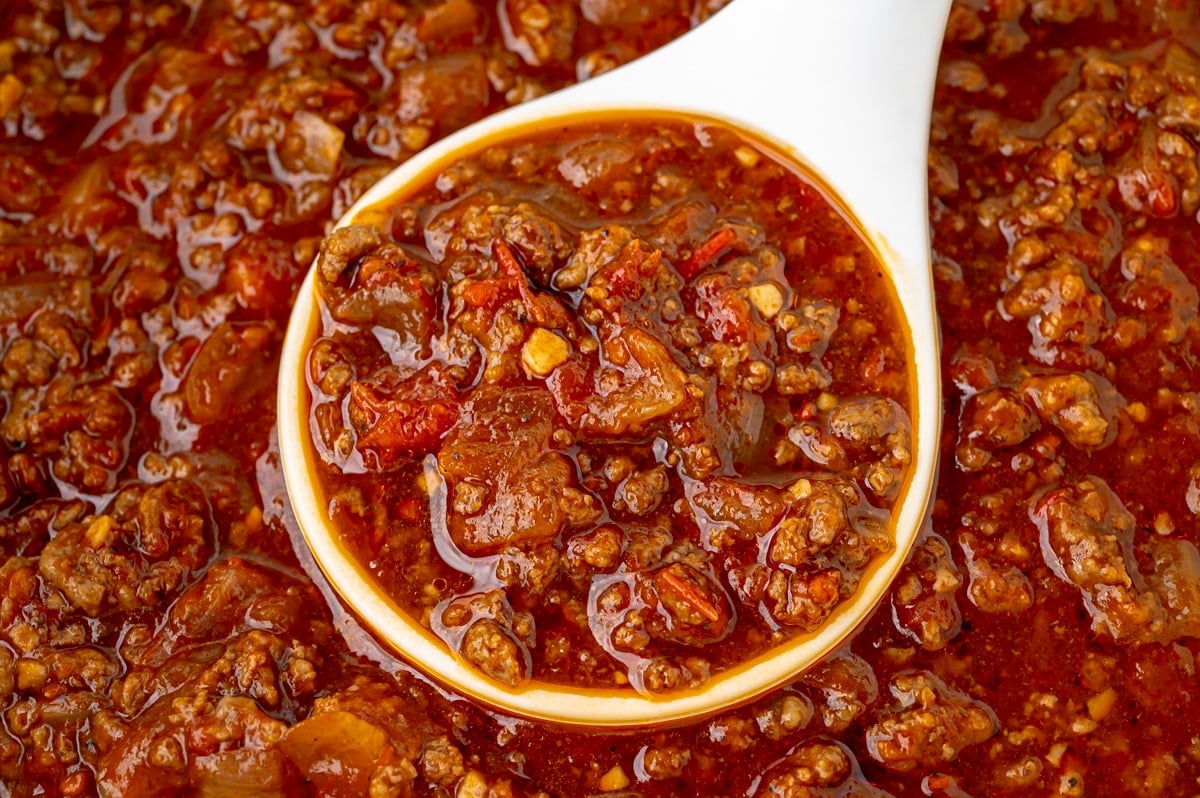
(558, 0, 952, 279)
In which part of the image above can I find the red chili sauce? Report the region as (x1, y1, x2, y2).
(305, 116, 913, 691)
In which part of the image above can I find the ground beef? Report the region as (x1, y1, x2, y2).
(2, 1, 1199, 796)
(865, 671, 998, 772)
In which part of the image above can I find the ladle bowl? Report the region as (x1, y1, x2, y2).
(278, 0, 950, 726)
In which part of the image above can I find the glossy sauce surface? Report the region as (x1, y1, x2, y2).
(305, 116, 912, 692)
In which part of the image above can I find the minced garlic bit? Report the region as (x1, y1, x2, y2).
(455, 770, 489, 798)
(733, 145, 761, 168)
(599, 765, 630, 791)
(1045, 742, 1069, 767)
(788, 478, 813, 500)
(1087, 687, 1118, 721)
(748, 282, 784, 319)
(0, 73, 24, 117)
(85, 515, 116, 549)
(521, 328, 571, 377)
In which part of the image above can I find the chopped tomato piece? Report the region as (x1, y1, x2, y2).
(348, 366, 460, 466)
(680, 226, 737, 279)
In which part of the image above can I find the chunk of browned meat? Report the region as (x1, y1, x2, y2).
(788, 396, 912, 500)
(38, 480, 214, 617)
(315, 227, 436, 342)
(765, 568, 843, 630)
(769, 480, 853, 566)
(553, 225, 635, 290)
(1113, 235, 1198, 346)
(579, 237, 682, 317)
(999, 255, 1111, 369)
(890, 534, 963, 650)
(865, 671, 997, 772)
(960, 536, 1035, 614)
(126, 558, 332, 670)
(827, 396, 907, 445)
(96, 692, 300, 798)
(91, 558, 422, 798)
(436, 589, 533, 686)
(1, 375, 133, 495)
(315, 224, 382, 285)
(614, 463, 669, 516)
(1146, 538, 1200, 640)
(801, 648, 879, 732)
(956, 386, 1040, 470)
(564, 524, 624, 575)
(500, 202, 575, 284)
(751, 740, 870, 797)
(499, 0, 577, 66)
(1031, 476, 1169, 642)
(460, 619, 526, 687)
(643, 562, 734, 646)
(1020, 371, 1120, 449)
(688, 476, 788, 542)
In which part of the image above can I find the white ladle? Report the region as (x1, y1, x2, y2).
(279, 0, 950, 726)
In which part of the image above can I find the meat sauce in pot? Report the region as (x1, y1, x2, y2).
(1, 0, 1199, 795)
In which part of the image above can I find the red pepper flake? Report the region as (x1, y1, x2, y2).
(680, 227, 737, 279)
(493, 238, 546, 324)
(657, 568, 722, 624)
(460, 278, 518, 310)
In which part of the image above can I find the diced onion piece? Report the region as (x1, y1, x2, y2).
(279, 711, 392, 793)
(193, 750, 289, 798)
(292, 110, 345, 180)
